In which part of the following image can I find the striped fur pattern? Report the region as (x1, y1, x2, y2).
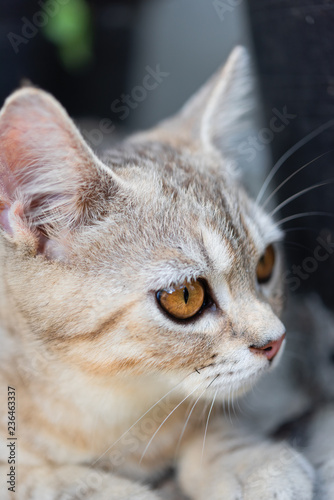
(0, 48, 314, 499)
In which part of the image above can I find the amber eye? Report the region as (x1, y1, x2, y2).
(256, 244, 275, 284)
(157, 279, 205, 320)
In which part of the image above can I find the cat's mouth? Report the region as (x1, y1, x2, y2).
(188, 335, 287, 401)
(185, 363, 265, 402)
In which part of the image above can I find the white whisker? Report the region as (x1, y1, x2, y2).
(261, 151, 332, 209)
(282, 241, 314, 253)
(200, 398, 211, 423)
(270, 179, 334, 217)
(231, 385, 238, 420)
(276, 211, 334, 227)
(237, 394, 249, 416)
(227, 384, 232, 424)
(175, 385, 209, 457)
(139, 380, 206, 463)
(283, 226, 320, 234)
(201, 388, 218, 464)
(256, 120, 334, 205)
(92, 376, 187, 466)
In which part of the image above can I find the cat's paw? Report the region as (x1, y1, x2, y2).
(81, 476, 163, 500)
(179, 435, 315, 500)
(242, 444, 314, 500)
(11, 465, 163, 500)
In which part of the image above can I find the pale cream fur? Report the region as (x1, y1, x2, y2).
(0, 48, 314, 499)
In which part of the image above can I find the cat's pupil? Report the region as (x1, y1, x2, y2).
(184, 287, 189, 304)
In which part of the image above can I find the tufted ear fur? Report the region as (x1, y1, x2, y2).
(157, 46, 256, 162)
(0, 87, 116, 256)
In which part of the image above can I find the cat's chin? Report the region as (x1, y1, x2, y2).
(207, 375, 262, 402)
(187, 339, 287, 403)
(175, 369, 265, 406)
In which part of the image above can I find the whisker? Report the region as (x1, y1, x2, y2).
(200, 374, 220, 421)
(276, 211, 334, 227)
(185, 397, 196, 414)
(231, 386, 239, 420)
(227, 384, 232, 424)
(236, 394, 248, 417)
(270, 179, 334, 217)
(236, 392, 243, 417)
(175, 385, 209, 457)
(283, 226, 322, 234)
(222, 399, 227, 418)
(92, 376, 187, 466)
(230, 385, 234, 418)
(231, 386, 237, 420)
(139, 380, 206, 463)
(239, 395, 257, 414)
(200, 398, 211, 423)
(201, 388, 218, 464)
(255, 120, 334, 205)
(282, 241, 315, 253)
(207, 374, 220, 389)
(261, 151, 332, 209)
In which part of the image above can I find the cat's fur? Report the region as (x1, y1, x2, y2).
(0, 47, 315, 499)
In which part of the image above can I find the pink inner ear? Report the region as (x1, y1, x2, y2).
(0, 156, 20, 234)
(3, 127, 26, 171)
(0, 127, 31, 235)
(0, 91, 77, 236)
(0, 88, 112, 249)
(0, 105, 68, 179)
(0, 111, 38, 205)
(0, 157, 20, 203)
(0, 200, 33, 242)
(0, 205, 12, 234)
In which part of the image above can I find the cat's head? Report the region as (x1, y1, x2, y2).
(0, 47, 285, 400)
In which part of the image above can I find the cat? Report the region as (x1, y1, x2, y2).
(0, 47, 315, 500)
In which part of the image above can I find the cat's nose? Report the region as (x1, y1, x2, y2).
(250, 333, 286, 361)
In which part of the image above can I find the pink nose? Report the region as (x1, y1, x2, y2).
(250, 333, 286, 361)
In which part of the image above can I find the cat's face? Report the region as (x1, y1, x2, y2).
(0, 47, 285, 400)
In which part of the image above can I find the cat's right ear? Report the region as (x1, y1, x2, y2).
(157, 46, 255, 164)
(0, 87, 117, 257)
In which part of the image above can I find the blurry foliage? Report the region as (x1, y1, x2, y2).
(42, 0, 93, 72)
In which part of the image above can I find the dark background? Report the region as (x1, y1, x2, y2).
(1, 0, 334, 308)
(248, 0, 334, 309)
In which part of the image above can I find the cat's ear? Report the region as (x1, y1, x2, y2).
(199, 46, 255, 157)
(159, 46, 255, 160)
(0, 87, 115, 256)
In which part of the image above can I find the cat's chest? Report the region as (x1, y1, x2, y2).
(93, 402, 201, 483)
(15, 377, 202, 476)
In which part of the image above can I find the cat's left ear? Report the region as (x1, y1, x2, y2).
(0, 87, 117, 257)
(158, 46, 256, 161)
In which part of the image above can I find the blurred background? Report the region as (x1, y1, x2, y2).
(1, 0, 334, 308)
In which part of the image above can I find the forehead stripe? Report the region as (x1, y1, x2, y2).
(200, 226, 234, 273)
